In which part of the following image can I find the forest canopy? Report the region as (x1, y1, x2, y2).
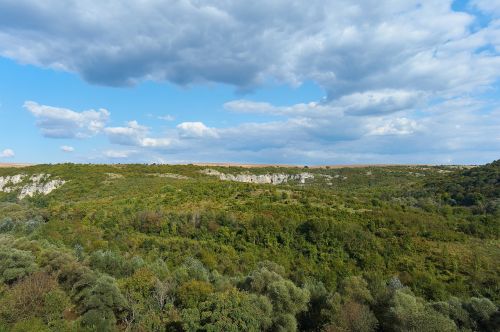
(0, 161, 498, 331)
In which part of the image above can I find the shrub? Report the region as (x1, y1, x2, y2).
(0, 271, 58, 323)
(0, 247, 37, 283)
(177, 280, 214, 308)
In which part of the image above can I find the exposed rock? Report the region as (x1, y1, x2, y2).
(105, 172, 124, 179)
(0, 174, 26, 192)
(201, 169, 314, 184)
(0, 173, 66, 199)
(149, 173, 189, 180)
(407, 171, 424, 177)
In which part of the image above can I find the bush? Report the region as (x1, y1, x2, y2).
(80, 275, 127, 331)
(89, 250, 142, 278)
(177, 280, 214, 308)
(384, 289, 457, 332)
(181, 289, 272, 331)
(241, 264, 310, 331)
(0, 271, 58, 323)
(0, 247, 37, 283)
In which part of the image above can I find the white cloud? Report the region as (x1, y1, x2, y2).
(24, 101, 109, 138)
(60, 145, 74, 152)
(158, 115, 175, 121)
(336, 90, 424, 116)
(367, 117, 421, 136)
(6, 2, 500, 164)
(226, 89, 423, 117)
(224, 100, 336, 116)
(177, 122, 219, 138)
(132, 95, 500, 164)
(105, 121, 149, 146)
(224, 100, 282, 114)
(103, 150, 137, 158)
(92, 93, 499, 164)
(472, 0, 500, 15)
(0, 1, 497, 101)
(0, 149, 15, 158)
(105, 121, 172, 147)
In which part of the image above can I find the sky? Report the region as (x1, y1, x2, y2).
(0, 0, 499, 165)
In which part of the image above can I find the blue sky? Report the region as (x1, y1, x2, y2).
(0, 0, 499, 165)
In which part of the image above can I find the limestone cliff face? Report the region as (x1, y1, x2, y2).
(201, 169, 314, 184)
(0, 173, 66, 199)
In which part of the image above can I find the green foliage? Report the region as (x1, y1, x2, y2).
(242, 263, 310, 331)
(80, 275, 127, 331)
(10, 318, 50, 332)
(89, 249, 144, 278)
(181, 289, 272, 331)
(0, 271, 56, 322)
(384, 289, 457, 332)
(319, 277, 379, 332)
(0, 247, 37, 283)
(0, 161, 498, 331)
(177, 280, 214, 307)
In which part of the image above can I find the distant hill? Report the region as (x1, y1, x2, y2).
(425, 159, 499, 209)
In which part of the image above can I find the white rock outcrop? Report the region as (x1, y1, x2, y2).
(201, 169, 314, 184)
(0, 173, 66, 199)
(149, 173, 189, 180)
(0, 174, 26, 192)
(105, 173, 124, 179)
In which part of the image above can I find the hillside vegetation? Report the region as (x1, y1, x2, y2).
(0, 161, 498, 331)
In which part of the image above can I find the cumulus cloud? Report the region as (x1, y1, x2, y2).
(60, 145, 74, 152)
(177, 122, 219, 138)
(103, 150, 137, 159)
(105, 121, 149, 146)
(24, 101, 109, 138)
(367, 117, 421, 136)
(105, 121, 172, 147)
(336, 90, 424, 116)
(0, 149, 15, 158)
(225, 89, 423, 117)
(188, 112, 497, 164)
(87, 93, 497, 164)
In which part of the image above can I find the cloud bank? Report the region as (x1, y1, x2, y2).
(0, 1, 498, 98)
(8, 1, 500, 163)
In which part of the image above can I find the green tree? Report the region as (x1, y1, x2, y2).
(0, 247, 37, 283)
(177, 280, 214, 308)
(384, 289, 457, 332)
(241, 263, 310, 331)
(81, 275, 127, 331)
(181, 289, 273, 331)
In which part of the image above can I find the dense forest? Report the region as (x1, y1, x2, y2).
(0, 160, 498, 331)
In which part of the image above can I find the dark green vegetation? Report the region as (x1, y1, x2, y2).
(0, 161, 498, 331)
